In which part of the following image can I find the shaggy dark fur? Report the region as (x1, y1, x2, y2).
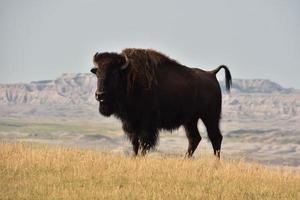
(91, 48, 232, 157)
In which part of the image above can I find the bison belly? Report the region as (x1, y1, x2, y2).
(156, 88, 197, 131)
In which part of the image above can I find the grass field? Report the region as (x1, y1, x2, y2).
(0, 142, 299, 200)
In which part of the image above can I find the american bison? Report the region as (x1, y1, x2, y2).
(91, 48, 231, 158)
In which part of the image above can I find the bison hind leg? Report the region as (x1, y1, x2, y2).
(202, 116, 223, 159)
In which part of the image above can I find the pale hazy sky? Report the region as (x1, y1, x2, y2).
(0, 0, 299, 88)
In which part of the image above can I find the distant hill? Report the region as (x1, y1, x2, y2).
(220, 79, 297, 94)
(0, 73, 298, 105)
(0, 73, 96, 105)
(0, 73, 299, 120)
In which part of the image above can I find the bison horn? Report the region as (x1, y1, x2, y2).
(121, 54, 129, 70)
(93, 52, 99, 60)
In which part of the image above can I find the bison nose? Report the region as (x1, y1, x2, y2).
(95, 91, 107, 102)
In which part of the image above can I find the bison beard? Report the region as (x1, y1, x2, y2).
(91, 48, 232, 158)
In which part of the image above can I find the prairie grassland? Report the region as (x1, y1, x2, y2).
(0, 142, 299, 200)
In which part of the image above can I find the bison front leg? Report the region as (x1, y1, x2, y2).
(131, 135, 140, 156)
(122, 123, 140, 156)
(140, 129, 159, 156)
(141, 143, 150, 156)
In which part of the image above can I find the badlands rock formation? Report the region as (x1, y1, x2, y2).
(0, 73, 299, 121)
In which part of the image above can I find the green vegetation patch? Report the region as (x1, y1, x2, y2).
(0, 118, 122, 140)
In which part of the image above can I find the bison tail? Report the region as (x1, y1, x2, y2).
(211, 65, 232, 92)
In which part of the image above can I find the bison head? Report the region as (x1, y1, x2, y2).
(91, 52, 129, 116)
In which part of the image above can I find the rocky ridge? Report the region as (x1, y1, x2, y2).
(0, 73, 299, 120)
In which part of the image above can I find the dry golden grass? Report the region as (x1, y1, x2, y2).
(0, 142, 299, 200)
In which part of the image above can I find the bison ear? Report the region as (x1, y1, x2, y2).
(120, 54, 129, 70)
(90, 67, 97, 74)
